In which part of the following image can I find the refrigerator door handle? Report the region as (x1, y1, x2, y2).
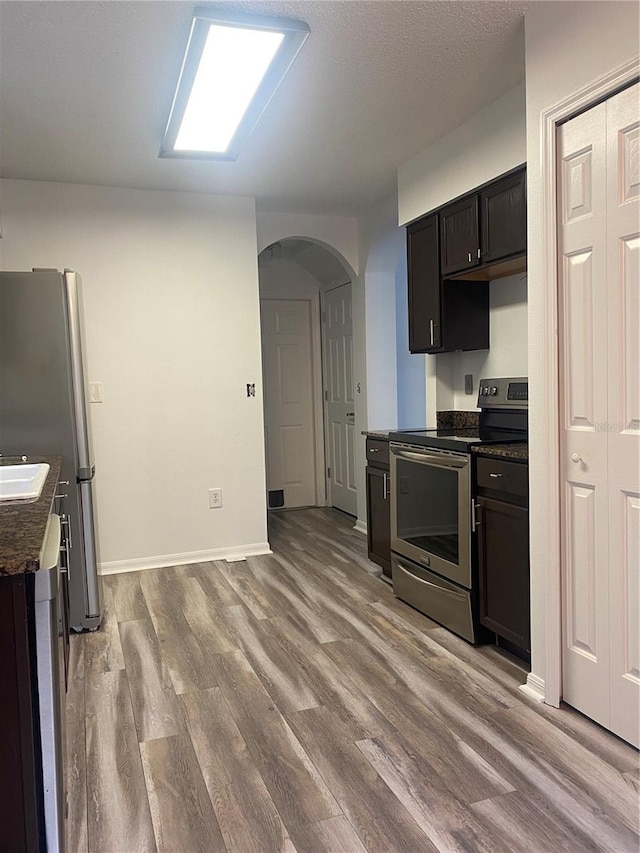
(63, 271, 94, 478)
(61, 513, 73, 553)
(78, 480, 101, 620)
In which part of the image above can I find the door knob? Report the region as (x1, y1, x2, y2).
(346, 412, 355, 418)
(571, 453, 583, 463)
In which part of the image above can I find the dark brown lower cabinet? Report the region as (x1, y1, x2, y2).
(0, 574, 43, 852)
(366, 462, 391, 579)
(477, 494, 530, 652)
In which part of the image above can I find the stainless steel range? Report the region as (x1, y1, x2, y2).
(388, 377, 528, 643)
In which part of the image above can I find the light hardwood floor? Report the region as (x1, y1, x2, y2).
(67, 508, 640, 853)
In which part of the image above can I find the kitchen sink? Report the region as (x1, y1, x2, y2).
(0, 463, 50, 501)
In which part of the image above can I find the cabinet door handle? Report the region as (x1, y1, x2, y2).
(489, 472, 502, 478)
(468, 252, 472, 263)
(429, 319, 434, 346)
(477, 248, 481, 259)
(471, 499, 482, 532)
(382, 472, 387, 499)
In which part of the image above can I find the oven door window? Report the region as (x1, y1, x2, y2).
(396, 457, 460, 564)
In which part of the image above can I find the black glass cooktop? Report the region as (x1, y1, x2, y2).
(388, 427, 527, 453)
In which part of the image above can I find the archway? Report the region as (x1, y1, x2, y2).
(258, 237, 357, 516)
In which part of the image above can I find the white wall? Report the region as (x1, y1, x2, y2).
(256, 211, 359, 276)
(525, 1, 640, 695)
(438, 274, 528, 409)
(0, 179, 269, 570)
(395, 252, 426, 428)
(355, 194, 401, 525)
(398, 84, 526, 226)
(258, 254, 322, 297)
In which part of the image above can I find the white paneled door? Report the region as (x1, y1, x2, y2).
(558, 83, 639, 747)
(261, 299, 317, 509)
(323, 282, 357, 516)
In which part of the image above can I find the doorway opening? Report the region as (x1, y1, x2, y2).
(258, 239, 356, 516)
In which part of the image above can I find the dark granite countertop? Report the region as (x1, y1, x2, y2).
(0, 456, 62, 575)
(472, 444, 529, 462)
(437, 410, 480, 429)
(364, 414, 479, 439)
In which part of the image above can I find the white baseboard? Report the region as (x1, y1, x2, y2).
(353, 519, 367, 536)
(99, 542, 272, 575)
(519, 672, 546, 703)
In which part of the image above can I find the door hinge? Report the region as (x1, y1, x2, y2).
(324, 389, 328, 401)
(327, 467, 331, 478)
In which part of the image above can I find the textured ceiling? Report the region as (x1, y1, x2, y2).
(0, 1, 529, 215)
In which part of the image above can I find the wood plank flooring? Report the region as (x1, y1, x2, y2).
(67, 508, 640, 853)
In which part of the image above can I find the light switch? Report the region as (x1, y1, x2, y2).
(89, 382, 103, 403)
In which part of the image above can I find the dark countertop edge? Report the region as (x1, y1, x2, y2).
(472, 444, 529, 462)
(0, 456, 62, 576)
(362, 427, 431, 440)
(363, 413, 479, 439)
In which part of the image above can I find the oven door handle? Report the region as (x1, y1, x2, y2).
(395, 561, 468, 599)
(391, 448, 468, 469)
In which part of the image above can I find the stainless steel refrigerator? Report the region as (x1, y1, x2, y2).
(1, 269, 102, 631)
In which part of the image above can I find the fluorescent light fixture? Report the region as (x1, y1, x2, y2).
(160, 10, 310, 161)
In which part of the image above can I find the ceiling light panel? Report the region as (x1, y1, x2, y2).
(161, 9, 310, 161)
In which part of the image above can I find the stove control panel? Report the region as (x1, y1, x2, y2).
(478, 377, 528, 409)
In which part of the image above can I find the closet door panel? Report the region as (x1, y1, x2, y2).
(606, 83, 640, 748)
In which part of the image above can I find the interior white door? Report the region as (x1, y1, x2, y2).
(558, 101, 610, 730)
(605, 83, 640, 747)
(323, 282, 357, 516)
(261, 299, 317, 509)
(558, 82, 639, 747)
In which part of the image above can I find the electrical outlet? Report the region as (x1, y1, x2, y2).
(208, 487, 222, 509)
(464, 374, 474, 395)
(246, 383, 256, 398)
(89, 382, 103, 403)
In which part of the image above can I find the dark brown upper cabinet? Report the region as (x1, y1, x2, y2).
(480, 168, 527, 265)
(406, 165, 526, 354)
(407, 214, 489, 354)
(407, 214, 441, 352)
(439, 195, 481, 276)
(446, 165, 527, 282)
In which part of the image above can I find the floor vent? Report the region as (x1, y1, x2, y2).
(268, 489, 285, 509)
